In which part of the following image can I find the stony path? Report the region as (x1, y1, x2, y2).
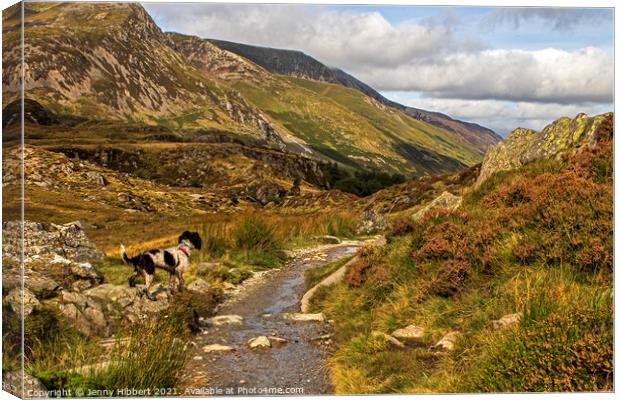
(181, 242, 364, 396)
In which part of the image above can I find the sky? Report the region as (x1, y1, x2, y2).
(143, 3, 614, 135)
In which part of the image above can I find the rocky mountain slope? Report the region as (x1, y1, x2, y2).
(170, 32, 480, 176)
(209, 39, 502, 155)
(2, 2, 286, 145)
(476, 112, 612, 186)
(3, 2, 491, 178)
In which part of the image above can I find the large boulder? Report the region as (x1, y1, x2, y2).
(4, 287, 39, 315)
(3, 370, 48, 398)
(412, 191, 462, 221)
(476, 112, 612, 187)
(2, 220, 104, 263)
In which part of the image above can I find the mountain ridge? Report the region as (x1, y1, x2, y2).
(208, 38, 502, 154)
(4, 2, 491, 179)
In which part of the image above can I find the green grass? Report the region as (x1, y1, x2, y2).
(313, 135, 613, 393)
(30, 318, 190, 394)
(304, 256, 353, 289)
(231, 77, 481, 176)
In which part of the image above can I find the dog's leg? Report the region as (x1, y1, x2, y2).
(128, 269, 139, 287)
(168, 272, 177, 294)
(143, 271, 156, 301)
(177, 270, 185, 292)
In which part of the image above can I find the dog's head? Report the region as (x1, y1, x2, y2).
(178, 231, 202, 250)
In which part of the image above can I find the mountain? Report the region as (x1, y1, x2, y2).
(2, 2, 285, 145)
(170, 32, 481, 176)
(4, 2, 489, 179)
(209, 39, 502, 155)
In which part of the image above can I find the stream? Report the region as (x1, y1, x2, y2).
(182, 242, 363, 396)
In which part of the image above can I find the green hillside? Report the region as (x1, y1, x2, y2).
(309, 114, 613, 393)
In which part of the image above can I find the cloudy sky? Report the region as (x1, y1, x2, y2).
(143, 3, 613, 135)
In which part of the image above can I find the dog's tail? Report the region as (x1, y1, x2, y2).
(120, 244, 136, 266)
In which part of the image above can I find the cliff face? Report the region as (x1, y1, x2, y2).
(476, 112, 613, 186)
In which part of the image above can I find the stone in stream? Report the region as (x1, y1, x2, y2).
(204, 314, 244, 326)
(247, 336, 271, 349)
(281, 312, 325, 322)
(316, 235, 341, 244)
(203, 344, 235, 353)
(268, 336, 288, 346)
(310, 334, 332, 342)
(391, 325, 425, 343)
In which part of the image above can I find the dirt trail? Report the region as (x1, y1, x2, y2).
(182, 241, 364, 396)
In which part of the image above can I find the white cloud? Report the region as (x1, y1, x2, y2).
(384, 92, 612, 136)
(144, 4, 613, 105)
(362, 47, 613, 104)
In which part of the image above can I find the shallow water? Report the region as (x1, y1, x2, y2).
(183, 244, 361, 396)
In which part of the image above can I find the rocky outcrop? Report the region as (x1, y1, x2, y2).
(2, 220, 104, 301)
(3, 220, 103, 263)
(476, 112, 613, 186)
(52, 143, 329, 190)
(411, 191, 462, 221)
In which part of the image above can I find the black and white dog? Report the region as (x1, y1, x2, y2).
(120, 231, 202, 300)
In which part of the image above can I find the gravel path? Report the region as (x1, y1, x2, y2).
(182, 241, 364, 396)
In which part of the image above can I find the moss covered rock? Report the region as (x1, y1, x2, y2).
(476, 112, 613, 186)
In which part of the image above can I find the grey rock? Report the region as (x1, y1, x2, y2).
(4, 287, 39, 315)
(203, 344, 235, 353)
(391, 325, 425, 343)
(187, 278, 212, 293)
(204, 314, 244, 326)
(282, 313, 325, 322)
(492, 312, 523, 330)
(2, 220, 103, 263)
(371, 331, 405, 349)
(431, 331, 460, 352)
(247, 336, 271, 349)
(357, 209, 387, 234)
(412, 191, 462, 221)
(476, 112, 612, 187)
(3, 370, 48, 398)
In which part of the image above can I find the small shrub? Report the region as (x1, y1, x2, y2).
(468, 305, 613, 392)
(386, 216, 418, 240)
(91, 319, 189, 391)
